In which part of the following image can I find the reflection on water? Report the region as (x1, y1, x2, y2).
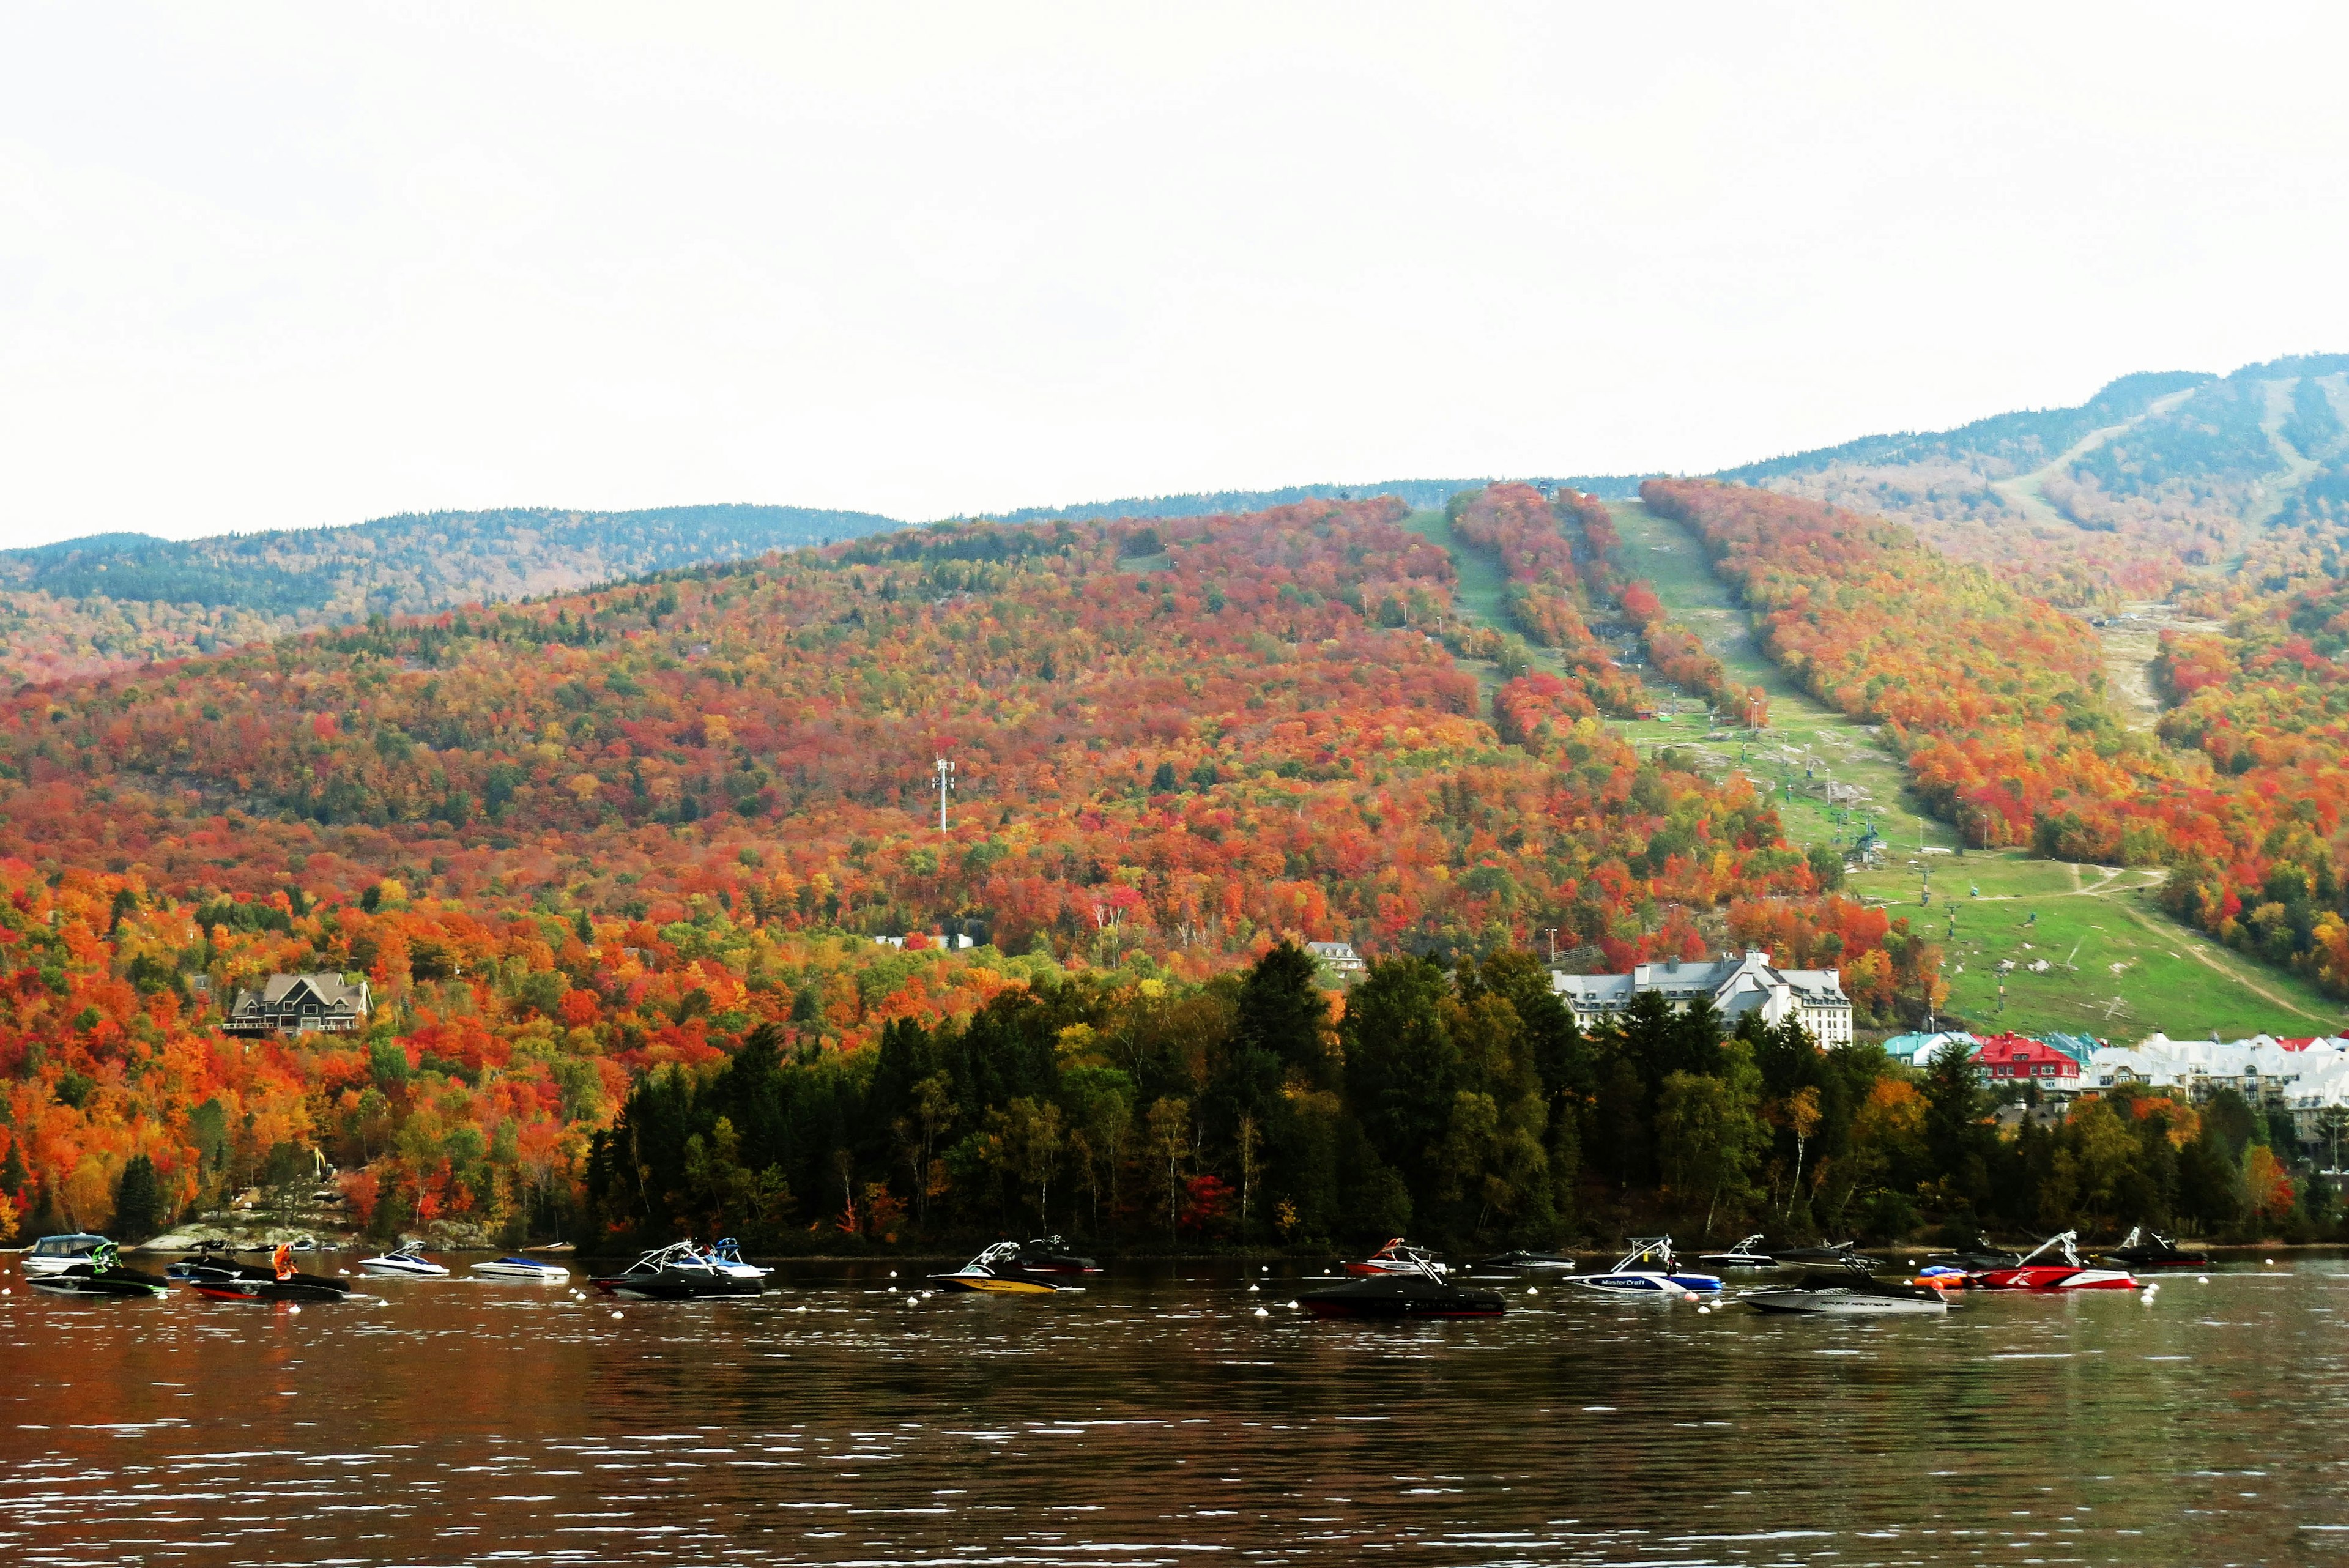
(0, 1258, 2345, 1565)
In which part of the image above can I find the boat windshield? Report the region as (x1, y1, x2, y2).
(32, 1235, 105, 1257)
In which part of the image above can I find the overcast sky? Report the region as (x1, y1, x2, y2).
(4, 4, 2348, 548)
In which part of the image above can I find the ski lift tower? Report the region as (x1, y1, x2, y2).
(932, 756, 956, 833)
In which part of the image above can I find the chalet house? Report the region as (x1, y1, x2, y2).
(1970, 1033, 2082, 1093)
(1551, 949, 1853, 1046)
(1305, 941, 1367, 978)
(223, 973, 371, 1037)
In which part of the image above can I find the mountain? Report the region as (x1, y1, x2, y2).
(971, 474, 1653, 524)
(0, 503, 902, 685)
(1716, 354, 2349, 606)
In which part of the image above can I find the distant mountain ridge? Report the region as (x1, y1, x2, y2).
(968, 474, 1654, 524)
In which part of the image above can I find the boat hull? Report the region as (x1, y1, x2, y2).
(1745, 1288, 1949, 1317)
(1977, 1265, 2139, 1290)
(28, 1270, 169, 1299)
(1571, 1271, 1724, 1295)
(590, 1274, 764, 1300)
(928, 1273, 1058, 1293)
(1298, 1276, 1505, 1318)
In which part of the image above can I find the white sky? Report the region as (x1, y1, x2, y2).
(4, 4, 2348, 548)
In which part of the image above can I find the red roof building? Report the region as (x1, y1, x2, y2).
(1970, 1033, 2082, 1089)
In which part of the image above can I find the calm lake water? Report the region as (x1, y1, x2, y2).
(1, 1255, 2345, 1567)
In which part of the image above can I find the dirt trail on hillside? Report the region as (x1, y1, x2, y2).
(1991, 387, 2199, 527)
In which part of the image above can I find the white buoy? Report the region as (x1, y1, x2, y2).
(1247, 1283, 1259, 1293)
(2199, 1276, 2210, 1284)
(288, 1304, 302, 1315)
(1526, 1285, 1538, 1295)
(889, 1270, 897, 1278)
(795, 1304, 808, 1313)
(610, 1310, 623, 1320)
(1697, 1304, 1711, 1315)
(1253, 1306, 1269, 1318)
(2265, 1258, 2276, 1266)
(1287, 1299, 1300, 1309)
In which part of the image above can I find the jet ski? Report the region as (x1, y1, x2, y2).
(1745, 1261, 1953, 1317)
(927, 1241, 1070, 1294)
(358, 1249, 449, 1278)
(589, 1241, 763, 1299)
(1974, 1230, 2138, 1291)
(2102, 1227, 2211, 1269)
(169, 1242, 351, 1302)
(1344, 1239, 1448, 1276)
(1568, 1236, 1724, 1295)
(25, 1243, 169, 1299)
(1011, 1235, 1100, 1274)
(1773, 1240, 1883, 1269)
(1299, 1250, 1505, 1319)
(1696, 1234, 1776, 1269)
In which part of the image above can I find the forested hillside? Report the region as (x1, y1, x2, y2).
(0, 503, 899, 685)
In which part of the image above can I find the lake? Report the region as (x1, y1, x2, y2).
(1, 1255, 2344, 1566)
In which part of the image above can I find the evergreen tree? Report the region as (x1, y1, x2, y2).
(113, 1154, 163, 1241)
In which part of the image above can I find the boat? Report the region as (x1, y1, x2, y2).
(1474, 1249, 1579, 1273)
(588, 1241, 762, 1299)
(704, 1238, 773, 1283)
(20, 1233, 111, 1279)
(1744, 1263, 1954, 1317)
(169, 1242, 351, 1302)
(1696, 1234, 1777, 1269)
(24, 1242, 170, 1299)
(1011, 1235, 1101, 1274)
(1299, 1249, 1505, 1318)
(358, 1248, 450, 1278)
(1773, 1240, 1883, 1269)
(927, 1241, 1068, 1293)
(1568, 1237, 1724, 1295)
(1973, 1230, 2138, 1290)
(2102, 1226, 2211, 1269)
(472, 1255, 571, 1282)
(1344, 1239, 1448, 1277)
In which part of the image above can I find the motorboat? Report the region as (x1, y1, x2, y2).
(589, 1241, 763, 1299)
(1011, 1235, 1101, 1274)
(1474, 1250, 1579, 1273)
(705, 1239, 774, 1283)
(1696, 1234, 1776, 1269)
(472, 1255, 571, 1282)
(1745, 1263, 1953, 1317)
(24, 1243, 169, 1299)
(20, 1233, 111, 1279)
(1345, 1239, 1448, 1277)
(927, 1241, 1069, 1294)
(2103, 1227, 2210, 1269)
(1773, 1240, 1883, 1269)
(358, 1248, 450, 1278)
(1974, 1230, 2138, 1290)
(1568, 1237, 1724, 1295)
(169, 1242, 351, 1302)
(1300, 1249, 1505, 1318)
(1924, 1244, 2022, 1274)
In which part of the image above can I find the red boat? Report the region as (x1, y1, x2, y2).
(1974, 1230, 2138, 1291)
(1345, 1239, 1447, 1277)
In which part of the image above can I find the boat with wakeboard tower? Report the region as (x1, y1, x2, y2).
(1298, 1247, 1506, 1318)
(590, 1241, 765, 1299)
(1568, 1236, 1724, 1295)
(169, 1242, 352, 1302)
(1772, 1239, 1883, 1268)
(1473, 1249, 1579, 1273)
(927, 1240, 1073, 1293)
(1743, 1256, 1953, 1317)
(703, 1238, 773, 1284)
(2102, 1227, 2210, 1269)
(1345, 1239, 1449, 1276)
(1973, 1230, 2138, 1290)
(1009, 1235, 1100, 1274)
(1696, 1234, 1777, 1269)
(24, 1240, 171, 1299)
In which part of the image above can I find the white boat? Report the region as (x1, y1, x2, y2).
(21, 1234, 110, 1279)
(706, 1238, 772, 1283)
(358, 1249, 450, 1278)
(1568, 1237, 1724, 1295)
(1696, 1234, 1776, 1269)
(470, 1255, 570, 1282)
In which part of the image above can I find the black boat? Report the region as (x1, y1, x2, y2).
(1745, 1263, 1953, 1317)
(1474, 1250, 1578, 1273)
(1775, 1240, 1883, 1268)
(2103, 1227, 2211, 1269)
(590, 1241, 766, 1300)
(1299, 1250, 1505, 1319)
(1922, 1233, 2021, 1273)
(167, 1242, 350, 1302)
(1696, 1234, 1776, 1269)
(1012, 1235, 1101, 1275)
(26, 1244, 170, 1300)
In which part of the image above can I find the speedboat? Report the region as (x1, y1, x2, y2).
(1974, 1230, 2137, 1290)
(705, 1239, 773, 1283)
(1697, 1234, 1776, 1269)
(1301, 1249, 1505, 1318)
(20, 1234, 111, 1279)
(1474, 1250, 1579, 1273)
(472, 1255, 571, 1282)
(1568, 1237, 1724, 1295)
(1774, 1240, 1883, 1269)
(25, 1243, 169, 1299)
(1745, 1263, 1953, 1317)
(927, 1241, 1069, 1294)
(1012, 1235, 1101, 1274)
(168, 1242, 351, 1302)
(590, 1242, 762, 1299)
(2103, 1227, 2210, 1269)
(1345, 1239, 1448, 1277)
(358, 1249, 449, 1278)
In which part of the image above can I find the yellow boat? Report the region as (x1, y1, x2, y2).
(927, 1241, 1069, 1293)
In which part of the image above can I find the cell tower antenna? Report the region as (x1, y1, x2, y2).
(932, 756, 956, 833)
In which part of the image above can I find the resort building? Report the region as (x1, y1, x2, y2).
(222, 973, 372, 1037)
(1550, 949, 1853, 1045)
(2091, 1033, 2349, 1145)
(1970, 1033, 2084, 1093)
